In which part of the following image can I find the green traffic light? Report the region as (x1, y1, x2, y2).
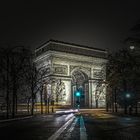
(76, 91, 81, 97)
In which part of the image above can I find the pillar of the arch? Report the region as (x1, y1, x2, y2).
(88, 80, 93, 108)
(62, 80, 71, 105)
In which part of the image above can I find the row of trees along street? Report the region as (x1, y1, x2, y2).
(0, 46, 46, 119)
(106, 21, 140, 115)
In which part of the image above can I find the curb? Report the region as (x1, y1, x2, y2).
(0, 115, 33, 123)
(0, 111, 75, 123)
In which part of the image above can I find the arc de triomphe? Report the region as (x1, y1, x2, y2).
(35, 39, 108, 108)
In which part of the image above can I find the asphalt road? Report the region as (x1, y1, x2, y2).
(0, 113, 77, 140)
(0, 109, 140, 140)
(81, 109, 140, 140)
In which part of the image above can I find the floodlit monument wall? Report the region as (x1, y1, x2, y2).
(35, 39, 108, 108)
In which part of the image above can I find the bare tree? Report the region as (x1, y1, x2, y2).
(106, 48, 140, 114)
(54, 79, 65, 103)
(0, 46, 34, 118)
(93, 80, 106, 108)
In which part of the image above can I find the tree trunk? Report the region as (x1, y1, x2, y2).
(31, 73, 35, 116)
(40, 90, 43, 114)
(27, 98, 30, 114)
(12, 73, 17, 118)
(124, 104, 127, 114)
(114, 88, 117, 112)
(135, 103, 138, 115)
(12, 93, 15, 118)
(106, 102, 109, 112)
(112, 102, 114, 112)
(12, 86, 16, 118)
(6, 55, 9, 119)
(96, 99, 98, 108)
(123, 79, 127, 114)
(31, 94, 34, 116)
(56, 94, 58, 103)
(115, 104, 117, 113)
(47, 98, 50, 114)
(6, 82, 9, 119)
(15, 94, 18, 114)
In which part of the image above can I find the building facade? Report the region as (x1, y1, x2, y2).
(35, 40, 108, 108)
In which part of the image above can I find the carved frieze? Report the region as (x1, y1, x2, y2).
(93, 69, 105, 79)
(44, 67, 51, 76)
(36, 57, 51, 68)
(53, 64, 68, 75)
(38, 67, 51, 77)
(70, 65, 77, 73)
(70, 65, 91, 74)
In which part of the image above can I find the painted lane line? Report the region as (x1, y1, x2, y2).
(68, 117, 78, 133)
(65, 113, 74, 121)
(80, 116, 87, 140)
(66, 117, 78, 138)
(48, 116, 75, 140)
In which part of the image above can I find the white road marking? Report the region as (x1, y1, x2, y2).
(65, 113, 74, 121)
(48, 115, 75, 140)
(80, 116, 87, 140)
(66, 117, 78, 138)
(68, 117, 78, 133)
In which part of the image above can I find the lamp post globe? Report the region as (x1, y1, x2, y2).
(126, 93, 131, 98)
(130, 45, 135, 50)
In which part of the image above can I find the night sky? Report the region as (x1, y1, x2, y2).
(0, 0, 140, 52)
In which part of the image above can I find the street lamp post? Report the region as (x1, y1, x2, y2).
(124, 93, 131, 114)
(129, 45, 140, 114)
(114, 88, 117, 113)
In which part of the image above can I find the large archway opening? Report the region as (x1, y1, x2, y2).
(71, 70, 89, 108)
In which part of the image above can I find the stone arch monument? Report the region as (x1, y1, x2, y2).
(35, 39, 108, 108)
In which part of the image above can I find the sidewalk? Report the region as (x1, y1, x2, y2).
(103, 110, 140, 118)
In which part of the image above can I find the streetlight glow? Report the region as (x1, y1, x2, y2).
(126, 93, 131, 98)
(130, 45, 135, 50)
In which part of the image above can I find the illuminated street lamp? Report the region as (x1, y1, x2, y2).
(129, 44, 140, 53)
(126, 93, 131, 98)
(124, 93, 131, 114)
(130, 45, 135, 50)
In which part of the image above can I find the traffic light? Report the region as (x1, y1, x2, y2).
(75, 91, 81, 97)
(75, 90, 81, 111)
(76, 100, 80, 105)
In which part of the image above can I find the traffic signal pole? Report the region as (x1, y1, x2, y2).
(76, 90, 81, 112)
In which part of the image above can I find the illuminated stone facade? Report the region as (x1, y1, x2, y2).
(35, 40, 108, 108)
